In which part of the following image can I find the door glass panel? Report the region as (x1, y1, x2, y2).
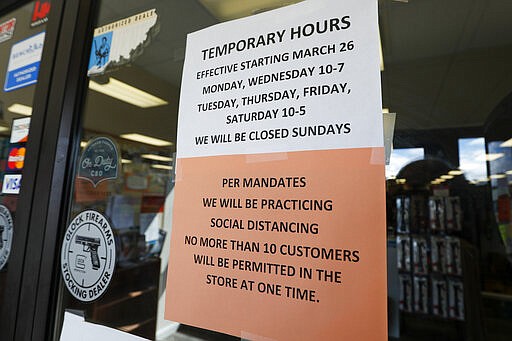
(56, 0, 512, 340)
(58, 1, 220, 339)
(0, 0, 47, 303)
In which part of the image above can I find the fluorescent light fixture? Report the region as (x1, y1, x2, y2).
(152, 164, 173, 170)
(490, 174, 506, 179)
(8, 104, 32, 116)
(500, 138, 512, 148)
(141, 154, 173, 162)
(448, 170, 464, 176)
(89, 78, 168, 108)
(0, 126, 9, 133)
(506, 170, 512, 175)
(119, 322, 141, 333)
(441, 175, 454, 180)
(121, 159, 132, 164)
(129, 290, 144, 298)
(120, 133, 173, 147)
(436, 178, 446, 182)
(479, 153, 505, 162)
(199, 0, 303, 21)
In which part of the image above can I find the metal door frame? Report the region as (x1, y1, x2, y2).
(0, 1, 97, 340)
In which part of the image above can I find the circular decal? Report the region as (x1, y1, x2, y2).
(61, 210, 116, 302)
(0, 205, 13, 271)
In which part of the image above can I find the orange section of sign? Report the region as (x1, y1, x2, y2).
(166, 147, 386, 340)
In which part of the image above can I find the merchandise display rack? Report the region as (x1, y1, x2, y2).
(394, 189, 465, 321)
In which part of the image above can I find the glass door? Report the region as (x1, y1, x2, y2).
(0, 0, 49, 328)
(56, 1, 193, 339)
(0, 1, 94, 340)
(54, 1, 291, 340)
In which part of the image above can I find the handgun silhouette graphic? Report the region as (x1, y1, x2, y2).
(75, 235, 101, 270)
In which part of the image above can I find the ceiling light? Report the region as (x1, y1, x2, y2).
(0, 126, 9, 133)
(89, 78, 168, 108)
(129, 290, 144, 298)
(480, 153, 505, 162)
(436, 178, 446, 182)
(490, 174, 506, 179)
(500, 138, 512, 148)
(152, 164, 173, 170)
(506, 170, 512, 175)
(448, 170, 464, 176)
(120, 133, 173, 147)
(121, 159, 132, 164)
(8, 104, 32, 116)
(80, 141, 87, 148)
(141, 154, 173, 162)
(199, 0, 303, 21)
(395, 178, 406, 184)
(441, 175, 454, 180)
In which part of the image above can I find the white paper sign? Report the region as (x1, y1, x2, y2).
(177, 0, 382, 159)
(60, 312, 149, 341)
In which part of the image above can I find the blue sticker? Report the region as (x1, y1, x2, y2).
(4, 32, 45, 92)
(88, 32, 113, 76)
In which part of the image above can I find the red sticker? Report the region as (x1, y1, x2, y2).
(7, 147, 25, 170)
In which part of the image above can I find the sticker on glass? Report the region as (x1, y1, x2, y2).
(60, 210, 116, 302)
(10, 117, 30, 143)
(4, 31, 45, 92)
(2, 174, 21, 194)
(0, 205, 14, 271)
(88, 9, 158, 76)
(7, 146, 26, 171)
(31, 0, 51, 28)
(77, 137, 119, 187)
(0, 18, 16, 44)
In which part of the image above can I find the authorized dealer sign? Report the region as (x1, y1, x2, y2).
(61, 210, 116, 302)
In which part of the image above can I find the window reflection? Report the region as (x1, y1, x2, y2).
(386, 147, 425, 179)
(458, 138, 487, 184)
